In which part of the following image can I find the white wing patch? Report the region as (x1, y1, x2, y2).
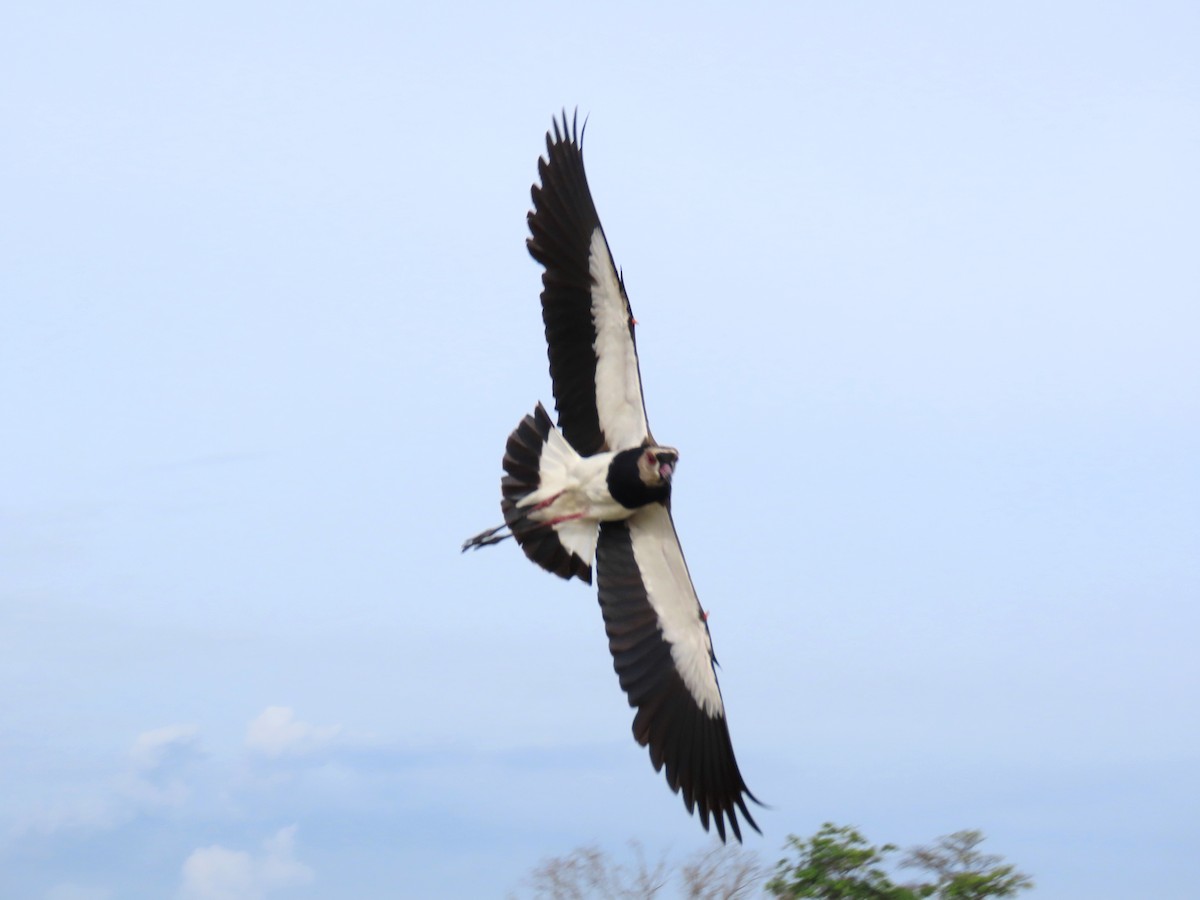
(554, 516, 599, 567)
(588, 228, 649, 450)
(628, 505, 725, 718)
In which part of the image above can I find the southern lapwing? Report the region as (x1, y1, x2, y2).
(464, 112, 760, 842)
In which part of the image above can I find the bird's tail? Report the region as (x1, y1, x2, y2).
(461, 403, 594, 583)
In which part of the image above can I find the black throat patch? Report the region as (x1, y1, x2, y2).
(607, 447, 672, 510)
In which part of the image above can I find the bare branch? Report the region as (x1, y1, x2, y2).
(680, 843, 765, 899)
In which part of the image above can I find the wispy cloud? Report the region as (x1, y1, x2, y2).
(178, 825, 313, 900)
(124, 723, 205, 811)
(14, 710, 348, 839)
(245, 707, 340, 759)
(14, 723, 202, 836)
(131, 724, 202, 772)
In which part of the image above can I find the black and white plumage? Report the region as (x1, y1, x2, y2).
(464, 112, 759, 842)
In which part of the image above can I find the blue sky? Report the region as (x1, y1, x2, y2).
(2, 2, 1197, 897)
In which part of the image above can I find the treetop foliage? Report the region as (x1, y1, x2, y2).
(766, 823, 1033, 900)
(514, 822, 1032, 900)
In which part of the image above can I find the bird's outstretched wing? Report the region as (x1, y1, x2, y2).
(527, 111, 651, 457)
(597, 503, 760, 842)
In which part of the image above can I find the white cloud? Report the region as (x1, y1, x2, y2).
(245, 707, 340, 758)
(123, 723, 204, 813)
(15, 725, 203, 836)
(131, 724, 202, 771)
(179, 825, 313, 900)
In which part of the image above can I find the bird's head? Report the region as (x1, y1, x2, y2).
(638, 446, 679, 486)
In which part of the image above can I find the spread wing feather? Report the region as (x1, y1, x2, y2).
(527, 111, 652, 456)
(597, 504, 760, 842)
(521, 112, 759, 842)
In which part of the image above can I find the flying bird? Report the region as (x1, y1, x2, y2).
(463, 112, 759, 842)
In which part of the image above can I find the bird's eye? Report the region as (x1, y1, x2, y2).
(645, 451, 655, 464)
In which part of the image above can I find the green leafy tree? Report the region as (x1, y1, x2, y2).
(900, 830, 1033, 899)
(766, 824, 1032, 900)
(765, 823, 929, 899)
(515, 824, 1031, 900)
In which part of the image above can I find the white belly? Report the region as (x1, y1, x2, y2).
(515, 429, 635, 525)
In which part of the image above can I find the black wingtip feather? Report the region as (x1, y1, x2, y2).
(525, 113, 761, 843)
(596, 519, 760, 843)
(527, 111, 613, 457)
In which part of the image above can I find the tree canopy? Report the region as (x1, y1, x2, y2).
(766, 823, 1033, 900)
(514, 823, 1032, 899)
